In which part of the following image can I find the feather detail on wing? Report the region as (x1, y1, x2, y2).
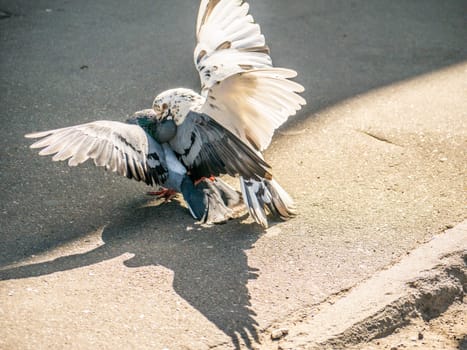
(195, 0, 272, 93)
(25, 121, 168, 186)
(200, 68, 306, 151)
(195, 1, 305, 150)
(168, 111, 271, 181)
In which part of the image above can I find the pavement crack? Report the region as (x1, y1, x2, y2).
(0, 10, 13, 19)
(357, 129, 402, 147)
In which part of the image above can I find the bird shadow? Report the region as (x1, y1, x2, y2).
(0, 197, 264, 349)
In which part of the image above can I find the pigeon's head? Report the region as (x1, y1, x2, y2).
(127, 109, 158, 125)
(153, 88, 203, 125)
(126, 109, 176, 143)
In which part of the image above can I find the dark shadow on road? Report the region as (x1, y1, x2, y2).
(0, 197, 263, 349)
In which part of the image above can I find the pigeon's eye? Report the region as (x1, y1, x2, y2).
(160, 103, 173, 119)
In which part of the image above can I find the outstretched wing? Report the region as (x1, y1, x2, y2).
(195, 0, 306, 151)
(168, 111, 271, 181)
(195, 0, 272, 92)
(200, 68, 306, 151)
(25, 120, 168, 186)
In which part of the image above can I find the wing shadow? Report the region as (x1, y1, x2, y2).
(0, 198, 264, 349)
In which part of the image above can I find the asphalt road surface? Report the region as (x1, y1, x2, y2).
(1, 1, 466, 349)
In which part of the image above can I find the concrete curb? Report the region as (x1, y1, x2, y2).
(262, 221, 467, 349)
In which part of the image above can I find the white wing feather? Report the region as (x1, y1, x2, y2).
(25, 121, 152, 182)
(195, 0, 306, 151)
(195, 0, 272, 91)
(200, 68, 306, 151)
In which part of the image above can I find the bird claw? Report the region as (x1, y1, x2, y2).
(194, 176, 216, 186)
(147, 188, 178, 202)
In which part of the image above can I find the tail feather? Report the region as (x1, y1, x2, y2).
(240, 177, 269, 228)
(181, 176, 245, 224)
(264, 178, 297, 219)
(181, 175, 295, 227)
(240, 177, 296, 228)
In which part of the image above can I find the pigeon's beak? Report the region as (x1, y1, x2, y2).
(153, 109, 162, 120)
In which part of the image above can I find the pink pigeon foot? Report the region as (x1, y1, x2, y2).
(146, 188, 178, 202)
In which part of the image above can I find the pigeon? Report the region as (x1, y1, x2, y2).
(25, 0, 306, 228)
(25, 109, 260, 224)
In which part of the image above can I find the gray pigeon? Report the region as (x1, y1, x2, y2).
(25, 109, 261, 224)
(26, 0, 306, 228)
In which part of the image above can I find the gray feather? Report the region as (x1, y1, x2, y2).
(240, 177, 296, 228)
(169, 111, 271, 181)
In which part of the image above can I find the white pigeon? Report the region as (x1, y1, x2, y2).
(25, 0, 306, 228)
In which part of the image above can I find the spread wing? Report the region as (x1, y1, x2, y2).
(195, 0, 272, 92)
(195, 0, 306, 151)
(168, 111, 271, 181)
(200, 68, 306, 151)
(25, 120, 168, 186)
